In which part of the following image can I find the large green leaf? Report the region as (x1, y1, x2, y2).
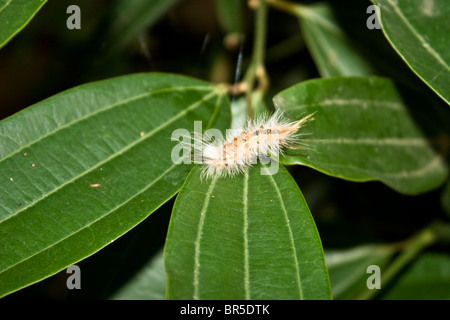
(274, 76, 448, 195)
(372, 0, 450, 104)
(296, 2, 374, 77)
(0, 0, 47, 49)
(0, 72, 230, 298)
(164, 163, 331, 300)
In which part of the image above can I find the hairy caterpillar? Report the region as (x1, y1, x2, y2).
(195, 110, 314, 179)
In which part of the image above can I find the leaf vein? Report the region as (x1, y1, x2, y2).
(193, 175, 218, 300)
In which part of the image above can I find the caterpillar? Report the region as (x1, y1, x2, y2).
(195, 110, 314, 179)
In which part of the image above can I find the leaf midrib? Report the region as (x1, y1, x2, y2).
(285, 98, 403, 111)
(243, 169, 250, 300)
(193, 175, 219, 300)
(302, 137, 430, 146)
(263, 164, 303, 300)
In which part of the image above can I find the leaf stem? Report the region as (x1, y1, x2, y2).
(244, 0, 269, 119)
(356, 225, 436, 300)
(265, 0, 302, 16)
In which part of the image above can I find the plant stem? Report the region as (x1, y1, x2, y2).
(266, 0, 302, 16)
(356, 226, 436, 300)
(244, 0, 269, 119)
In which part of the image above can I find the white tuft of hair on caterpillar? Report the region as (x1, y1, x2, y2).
(196, 110, 314, 179)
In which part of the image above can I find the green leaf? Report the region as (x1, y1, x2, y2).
(274, 76, 448, 195)
(0, 72, 230, 298)
(164, 163, 331, 300)
(0, 0, 48, 49)
(296, 2, 374, 77)
(372, 0, 450, 105)
(104, 0, 181, 52)
(325, 244, 395, 300)
(380, 252, 450, 300)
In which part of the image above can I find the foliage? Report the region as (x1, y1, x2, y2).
(0, 0, 449, 300)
